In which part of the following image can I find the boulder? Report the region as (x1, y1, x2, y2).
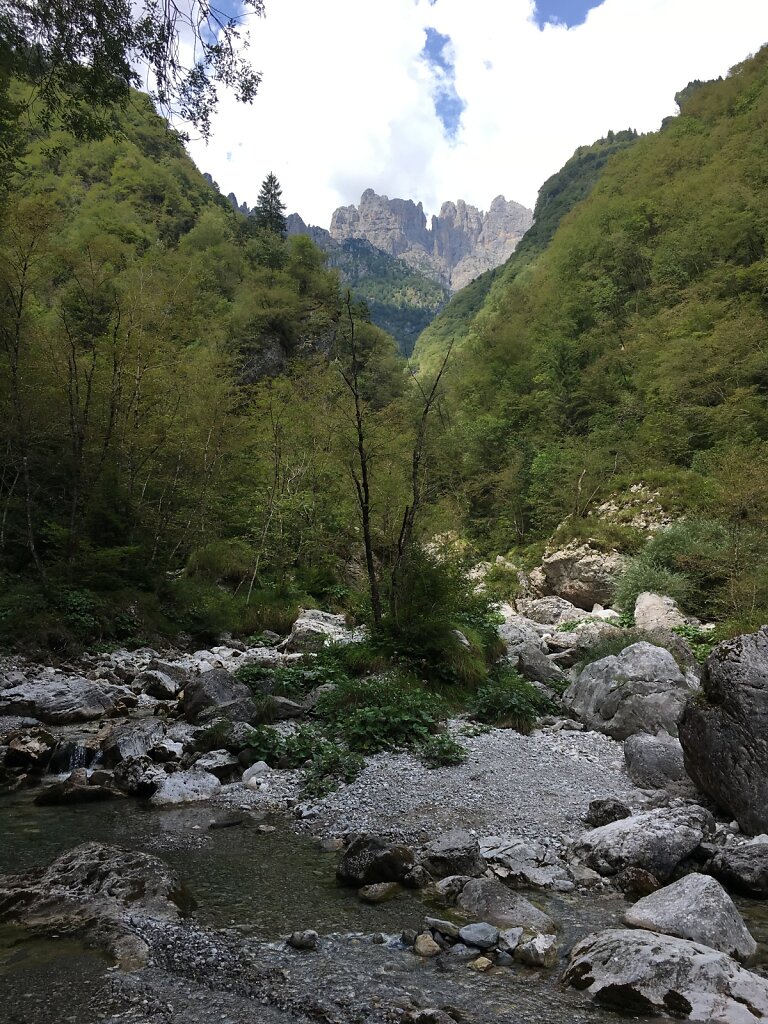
(497, 615, 547, 658)
(194, 749, 240, 781)
(624, 874, 756, 962)
(269, 695, 305, 720)
(287, 929, 319, 950)
(134, 669, 180, 700)
(544, 619, 622, 668)
(706, 842, 768, 899)
(540, 542, 626, 610)
(563, 928, 768, 1022)
(679, 627, 768, 834)
(419, 829, 485, 879)
(563, 642, 692, 739)
(456, 877, 555, 933)
(336, 835, 416, 887)
(182, 670, 256, 725)
(634, 592, 687, 631)
(0, 841, 183, 969)
(0, 675, 135, 724)
(113, 755, 165, 798)
(571, 805, 715, 881)
(34, 774, 114, 806)
(624, 732, 693, 790)
(515, 596, 585, 627)
(512, 643, 568, 688)
(413, 933, 441, 957)
(458, 922, 499, 949)
(280, 609, 362, 653)
(5, 727, 55, 770)
(101, 719, 166, 767)
(585, 798, 632, 828)
(515, 933, 558, 967)
(358, 882, 401, 903)
(149, 768, 221, 806)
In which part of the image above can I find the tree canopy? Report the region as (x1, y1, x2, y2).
(253, 172, 287, 237)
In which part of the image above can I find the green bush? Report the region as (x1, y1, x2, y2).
(186, 539, 254, 585)
(240, 725, 285, 765)
(302, 742, 364, 797)
(471, 669, 554, 733)
(418, 731, 468, 768)
(614, 557, 690, 614)
(315, 675, 447, 753)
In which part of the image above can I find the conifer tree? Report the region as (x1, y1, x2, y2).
(253, 172, 287, 237)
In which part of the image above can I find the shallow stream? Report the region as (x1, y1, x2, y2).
(1, 793, 766, 1024)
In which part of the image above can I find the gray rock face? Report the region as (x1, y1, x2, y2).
(563, 928, 768, 1022)
(563, 642, 692, 739)
(336, 835, 416, 887)
(0, 675, 135, 724)
(329, 189, 532, 291)
(456, 878, 555, 933)
(706, 842, 768, 898)
(623, 874, 756, 962)
(516, 596, 585, 627)
(624, 733, 692, 790)
(280, 609, 362, 653)
(149, 768, 221, 806)
(513, 643, 567, 688)
(134, 669, 180, 700)
(182, 670, 255, 725)
(679, 627, 768, 834)
(571, 805, 715, 881)
(419, 830, 485, 879)
(634, 592, 687, 631)
(0, 841, 183, 969)
(540, 543, 626, 610)
(113, 754, 164, 797)
(101, 718, 166, 766)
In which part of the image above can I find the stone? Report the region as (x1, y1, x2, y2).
(679, 626, 768, 834)
(616, 867, 662, 897)
(563, 642, 693, 739)
(634, 592, 687, 631)
(424, 917, 460, 939)
(358, 882, 402, 903)
(5, 727, 55, 770)
(149, 768, 221, 806)
(113, 754, 165, 798)
(269, 695, 305, 720)
(540, 542, 626, 610)
(336, 835, 416, 887)
(413, 932, 442, 957)
(134, 669, 180, 700)
(34, 775, 113, 805)
(194, 749, 240, 781)
(0, 675, 135, 724)
(242, 760, 270, 783)
(468, 956, 494, 971)
(101, 719, 166, 766)
(706, 842, 768, 898)
(563, 928, 768, 1022)
(280, 609, 363, 653)
(182, 670, 255, 725)
(515, 933, 558, 968)
(624, 732, 692, 790)
(457, 878, 555, 933)
(287, 929, 318, 950)
(516, 596, 585, 627)
(458, 922, 499, 949)
(498, 927, 524, 952)
(419, 829, 485, 879)
(513, 643, 568, 688)
(585, 798, 632, 828)
(433, 875, 470, 903)
(446, 942, 475, 958)
(0, 841, 183, 969)
(497, 614, 547, 659)
(623, 874, 756, 962)
(571, 805, 715, 881)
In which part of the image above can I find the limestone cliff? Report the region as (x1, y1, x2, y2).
(328, 189, 533, 290)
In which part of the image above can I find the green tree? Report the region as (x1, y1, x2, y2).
(253, 172, 287, 238)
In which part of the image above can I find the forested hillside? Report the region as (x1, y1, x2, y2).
(0, 88, 415, 650)
(430, 50, 768, 631)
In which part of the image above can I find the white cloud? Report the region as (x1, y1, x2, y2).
(186, 0, 768, 225)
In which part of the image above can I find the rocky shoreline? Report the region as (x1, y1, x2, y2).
(2, 596, 768, 1023)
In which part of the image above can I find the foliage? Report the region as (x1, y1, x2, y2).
(314, 674, 447, 754)
(614, 557, 691, 615)
(418, 731, 468, 768)
(253, 172, 286, 238)
(671, 624, 719, 664)
(301, 742, 364, 797)
(471, 668, 554, 733)
(235, 650, 354, 700)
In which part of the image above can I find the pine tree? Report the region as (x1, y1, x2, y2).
(253, 172, 286, 237)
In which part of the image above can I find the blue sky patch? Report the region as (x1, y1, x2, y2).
(422, 27, 466, 140)
(534, 1, 604, 28)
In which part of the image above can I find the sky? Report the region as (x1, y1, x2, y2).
(186, 0, 768, 226)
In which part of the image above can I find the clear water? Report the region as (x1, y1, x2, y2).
(1, 792, 765, 1024)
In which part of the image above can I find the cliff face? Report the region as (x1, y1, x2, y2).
(328, 189, 533, 290)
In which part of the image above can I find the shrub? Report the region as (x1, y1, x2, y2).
(315, 675, 447, 753)
(671, 624, 719, 664)
(418, 731, 467, 768)
(471, 669, 554, 733)
(614, 557, 690, 613)
(240, 725, 285, 765)
(192, 718, 234, 753)
(186, 539, 254, 585)
(302, 742, 364, 797)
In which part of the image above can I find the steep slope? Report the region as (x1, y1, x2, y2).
(438, 50, 768, 627)
(413, 130, 639, 375)
(286, 214, 449, 356)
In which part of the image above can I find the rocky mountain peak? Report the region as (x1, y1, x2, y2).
(329, 190, 533, 290)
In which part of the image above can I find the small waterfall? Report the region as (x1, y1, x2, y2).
(68, 745, 89, 772)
